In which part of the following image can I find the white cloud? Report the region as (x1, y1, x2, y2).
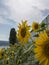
(3, 0, 49, 25)
(32, 0, 49, 10)
(0, 16, 17, 26)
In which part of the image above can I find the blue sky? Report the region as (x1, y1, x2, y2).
(0, 0, 49, 41)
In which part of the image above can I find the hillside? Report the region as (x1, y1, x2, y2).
(0, 41, 9, 46)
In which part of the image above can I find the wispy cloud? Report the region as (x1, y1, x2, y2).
(0, 0, 49, 24)
(2, 0, 49, 23)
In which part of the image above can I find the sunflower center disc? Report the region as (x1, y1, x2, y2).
(34, 24, 38, 29)
(21, 28, 26, 37)
(44, 43, 49, 57)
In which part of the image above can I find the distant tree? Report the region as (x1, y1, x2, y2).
(9, 28, 17, 45)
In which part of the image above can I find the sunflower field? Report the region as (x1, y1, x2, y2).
(0, 20, 49, 65)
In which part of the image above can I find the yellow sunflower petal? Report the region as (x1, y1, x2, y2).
(42, 59, 48, 65)
(34, 47, 42, 53)
(35, 38, 44, 45)
(39, 32, 48, 40)
(39, 56, 47, 63)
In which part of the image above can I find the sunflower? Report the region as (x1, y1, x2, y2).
(0, 49, 4, 59)
(17, 20, 31, 43)
(32, 22, 40, 32)
(34, 31, 49, 65)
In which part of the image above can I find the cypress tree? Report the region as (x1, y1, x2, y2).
(9, 28, 17, 45)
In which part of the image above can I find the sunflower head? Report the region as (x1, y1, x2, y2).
(0, 49, 4, 59)
(34, 31, 49, 65)
(17, 20, 31, 43)
(32, 22, 40, 32)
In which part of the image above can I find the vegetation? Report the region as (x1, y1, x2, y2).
(0, 20, 49, 65)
